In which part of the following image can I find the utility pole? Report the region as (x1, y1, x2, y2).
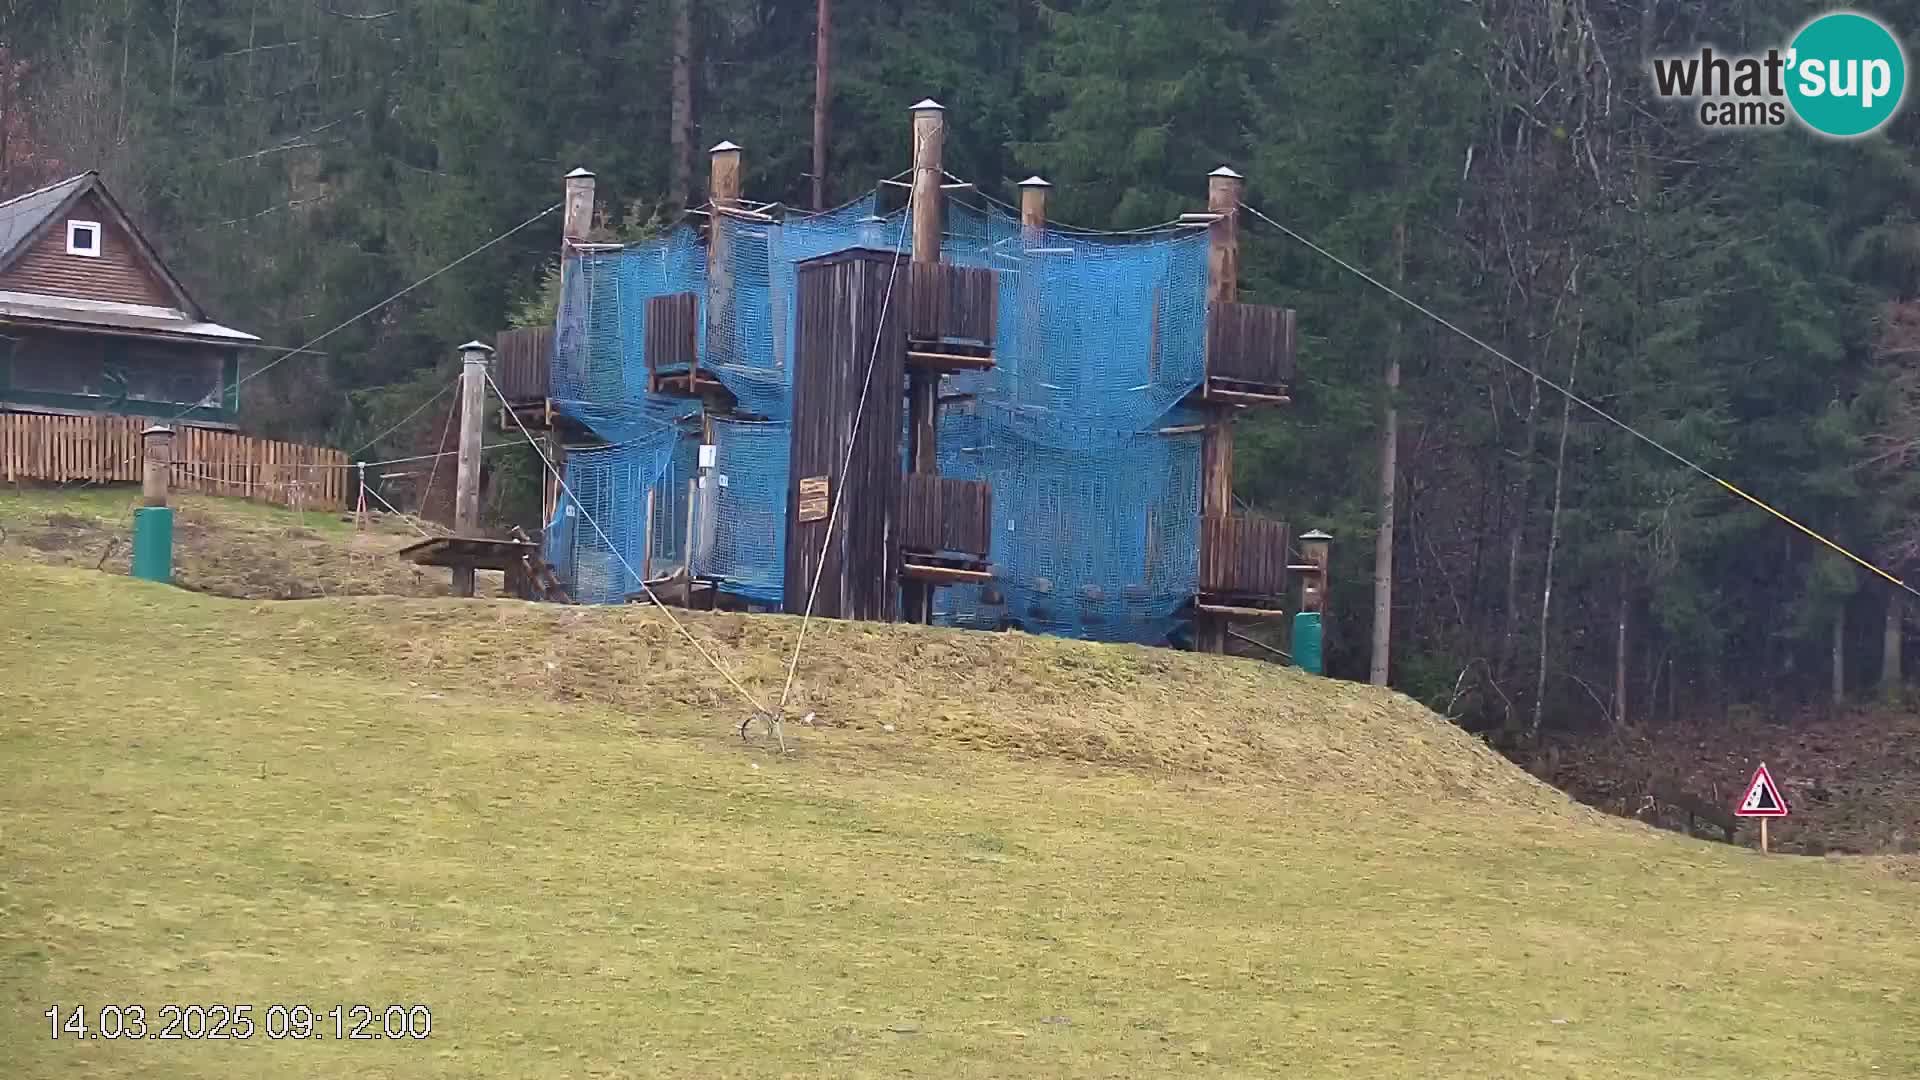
(453, 339, 494, 597)
(1370, 219, 1406, 686)
(813, 0, 832, 210)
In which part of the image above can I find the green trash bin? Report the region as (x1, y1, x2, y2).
(131, 506, 175, 584)
(1293, 611, 1323, 675)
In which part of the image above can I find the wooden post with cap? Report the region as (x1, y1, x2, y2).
(903, 98, 946, 624)
(1017, 175, 1050, 407)
(453, 339, 494, 597)
(706, 140, 743, 373)
(130, 424, 177, 584)
(1196, 165, 1243, 654)
(548, 167, 595, 532)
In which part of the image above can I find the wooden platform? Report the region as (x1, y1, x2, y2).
(899, 549, 993, 586)
(398, 534, 539, 572)
(396, 533, 571, 602)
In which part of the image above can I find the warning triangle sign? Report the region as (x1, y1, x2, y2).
(1734, 763, 1789, 818)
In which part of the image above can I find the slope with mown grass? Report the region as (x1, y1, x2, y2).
(0, 487, 499, 600)
(3, 561, 1918, 1079)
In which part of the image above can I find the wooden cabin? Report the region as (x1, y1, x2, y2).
(0, 173, 257, 429)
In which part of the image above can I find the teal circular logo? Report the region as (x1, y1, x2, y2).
(1786, 12, 1907, 137)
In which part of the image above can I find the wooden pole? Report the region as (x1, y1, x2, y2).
(707, 140, 743, 369)
(552, 167, 594, 535)
(1300, 529, 1332, 615)
(141, 425, 173, 508)
(1196, 165, 1243, 654)
(453, 339, 494, 597)
(1019, 175, 1049, 239)
(904, 99, 946, 625)
(1017, 175, 1049, 407)
(812, 0, 832, 210)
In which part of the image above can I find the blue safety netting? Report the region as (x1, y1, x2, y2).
(548, 193, 1211, 643)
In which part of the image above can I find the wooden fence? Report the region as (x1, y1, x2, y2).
(0, 413, 349, 509)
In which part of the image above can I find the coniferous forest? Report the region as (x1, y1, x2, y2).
(5, 0, 1920, 744)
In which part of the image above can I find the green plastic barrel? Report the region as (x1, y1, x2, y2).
(131, 506, 175, 584)
(1293, 611, 1323, 675)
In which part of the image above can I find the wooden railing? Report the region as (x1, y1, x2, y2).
(1199, 512, 1291, 597)
(0, 412, 349, 508)
(906, 263, 998, 346)
(493, 326, 552, 402)
(898, 473, 993, 557)
(1206, 301, 1297, 390)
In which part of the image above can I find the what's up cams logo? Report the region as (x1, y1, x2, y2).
(1650, 11, 1907, 137)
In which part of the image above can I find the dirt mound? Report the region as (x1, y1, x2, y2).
(1545, 708, 1920, 855)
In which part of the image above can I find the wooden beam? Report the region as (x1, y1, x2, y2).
(1207, 385, 1291, 405)
(1195, 600, 1291, 619)
(906, 349, 995, 372)
(901, 562, 993, 584)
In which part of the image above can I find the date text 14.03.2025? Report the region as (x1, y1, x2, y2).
(45, 1003, 432, 1041)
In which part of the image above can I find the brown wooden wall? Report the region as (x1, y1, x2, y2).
(1206, 302, 1298, 388)
(644, 292, 699, 382)
(1199, 512, 1291, 597)
(0, 412, 349, 507)
(899, 473, 992, 557)
(784, 249, 906, 620)
(493, 325, 552, 402)
(906, 263, 997, 346)
(0, 192, 178, 308)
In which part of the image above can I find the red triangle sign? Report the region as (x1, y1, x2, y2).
(1734, 763, 1789, 818)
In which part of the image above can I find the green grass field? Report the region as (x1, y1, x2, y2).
(3, 558, 1918, 1078)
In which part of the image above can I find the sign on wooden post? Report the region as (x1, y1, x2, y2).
(1733, 762, 1789, 854)
(797, 475, 830, 523)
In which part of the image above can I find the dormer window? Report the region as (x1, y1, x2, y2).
(66, 220, 102, 257)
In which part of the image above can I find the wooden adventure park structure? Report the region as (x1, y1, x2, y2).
(442, 101, 1328, 660)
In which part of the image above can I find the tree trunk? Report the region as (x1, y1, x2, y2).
(1832, 605, 1847, 706)
(1883, 589, 1903, 699)
(1370, 219, 1406, 687)
(1613, 578, 1629, 730)
(812, 0, 832, 211)
(1498, 368, 1542, 724)
(1529, 270, 1580, 743)
(669, 0, 694, 211)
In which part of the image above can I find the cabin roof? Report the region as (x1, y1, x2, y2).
(0, 172, 258, 345)
(0, 290, 260, 344)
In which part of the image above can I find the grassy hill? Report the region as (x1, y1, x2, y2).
(0, 487, 497, 600)
(3, 553, 1918, 1078)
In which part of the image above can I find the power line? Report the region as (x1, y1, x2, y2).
(352, 376, 454, 456)
(1237, 199, 1918, 599)
(153, 200, 562, 437)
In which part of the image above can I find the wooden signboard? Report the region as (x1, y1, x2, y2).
(797, 475, 830, 523)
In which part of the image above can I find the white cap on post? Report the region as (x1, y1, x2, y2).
(459, 340, 495, 368)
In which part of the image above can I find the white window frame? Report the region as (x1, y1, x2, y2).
(66, 220, 103, 258)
